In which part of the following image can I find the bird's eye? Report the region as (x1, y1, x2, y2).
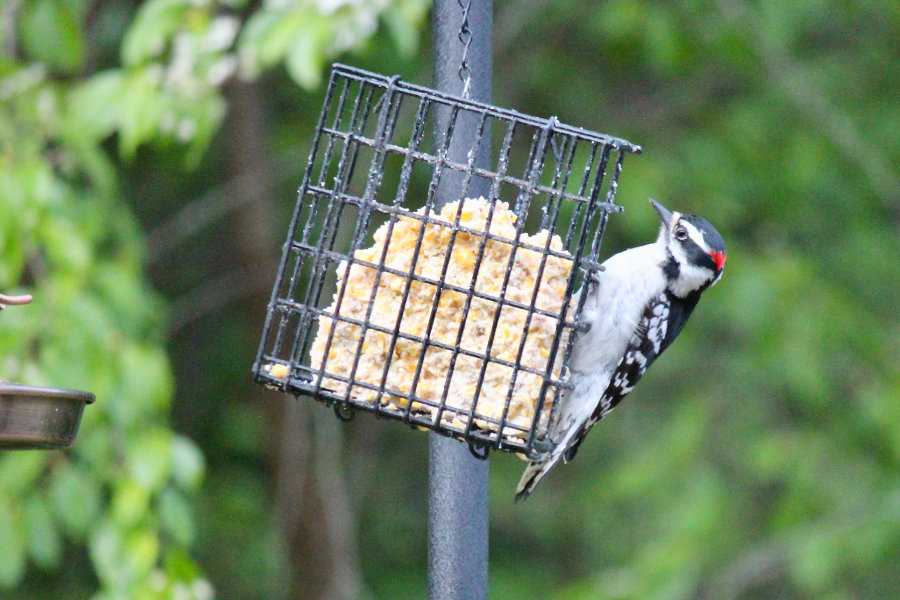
(674, 226, 688, 241)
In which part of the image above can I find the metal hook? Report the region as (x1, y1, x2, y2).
(333, 403, 356, 422)
(456, 0, 473, 97)
(468, 441, 489, 460)
(0, 293, 32, 310)
(547, 116, 562, 163)
(371, 74, 403, 117)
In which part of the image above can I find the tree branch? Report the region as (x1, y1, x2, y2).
(714, 0, 900, 211)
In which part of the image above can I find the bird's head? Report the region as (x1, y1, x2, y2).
(650, 198, 726, 296)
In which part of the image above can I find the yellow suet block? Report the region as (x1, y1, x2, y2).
(306, 197, 573, 442)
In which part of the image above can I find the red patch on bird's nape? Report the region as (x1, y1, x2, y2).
(710, 250, 726, 271)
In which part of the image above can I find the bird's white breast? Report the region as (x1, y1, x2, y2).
(568, 242, 667, 375)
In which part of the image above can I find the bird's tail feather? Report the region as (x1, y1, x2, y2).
(515, 418, 584, 502)
(514, 373, 598, 502)
(515, 452, 566, 502)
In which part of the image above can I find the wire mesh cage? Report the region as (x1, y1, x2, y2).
(253, 64, 641, 459)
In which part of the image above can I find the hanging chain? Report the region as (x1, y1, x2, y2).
(457, 0, 473, 97)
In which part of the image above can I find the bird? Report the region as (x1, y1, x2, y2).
(515, 198, 726, 501)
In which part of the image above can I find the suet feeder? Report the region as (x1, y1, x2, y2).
(0, 294, 95, 450)
(253, 64, 640, 460)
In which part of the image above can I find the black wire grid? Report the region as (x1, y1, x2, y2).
(253, 64, 641, 459)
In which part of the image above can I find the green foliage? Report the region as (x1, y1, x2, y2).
(0, 43, 209, 595)
(17, 0, 86, 74)
(5, 0, 900, 599)
(484, 1, 900, 598)
(0, 0, 421, 599)
(0, 0, 428, 598)
(238, 0, 429, 89)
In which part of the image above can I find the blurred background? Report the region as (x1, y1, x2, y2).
(2, 1, 899, 598)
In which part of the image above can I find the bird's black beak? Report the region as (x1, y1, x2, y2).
(649, 198, 674, 227)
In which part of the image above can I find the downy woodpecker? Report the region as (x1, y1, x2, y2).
(516, 198, 726, 501)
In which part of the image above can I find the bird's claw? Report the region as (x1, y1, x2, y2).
(586, 266, 605, 286)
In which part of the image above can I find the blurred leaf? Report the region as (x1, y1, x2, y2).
(121, 0, 192, 66)
(49, 465, 102, 538)
(23, 496, 62, 569)
(88, 522, 126, 590)
(126, 429, 174, 492)
(124, 529, 160, 580)
(112, 478, 151, 528)
(789, 529, 839, 595)
(382, 0, 430, 57)
(171, 435, 205, 492)
(285, 17, 330, 90)
(0, 451, 48, 495)
(0, 497, 26, 588)
(159, 487, 195, 546)
(65, 70, 126, 144)
(118, 344, 174, 414)
(238, 10, 305, 74)
(117, 67, 165, 158)
(176, 93, 227, 167)
(164, 546, 201, 583)
(18, 0, 85, 74)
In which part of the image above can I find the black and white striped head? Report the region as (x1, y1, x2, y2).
(650, 198, 726, 297)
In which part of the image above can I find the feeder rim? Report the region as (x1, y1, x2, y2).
(0, 382, 95, 404)
(330, 63, 643, 155)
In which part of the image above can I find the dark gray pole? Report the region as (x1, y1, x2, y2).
(428, 2, 492, 600)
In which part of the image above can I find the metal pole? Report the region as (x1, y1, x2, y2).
(429, 2, 492, 600)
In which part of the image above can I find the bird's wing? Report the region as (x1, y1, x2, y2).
(515, 369, 604, 501)
(516, 288, 702, 501)
(562, 290, 699, 462)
